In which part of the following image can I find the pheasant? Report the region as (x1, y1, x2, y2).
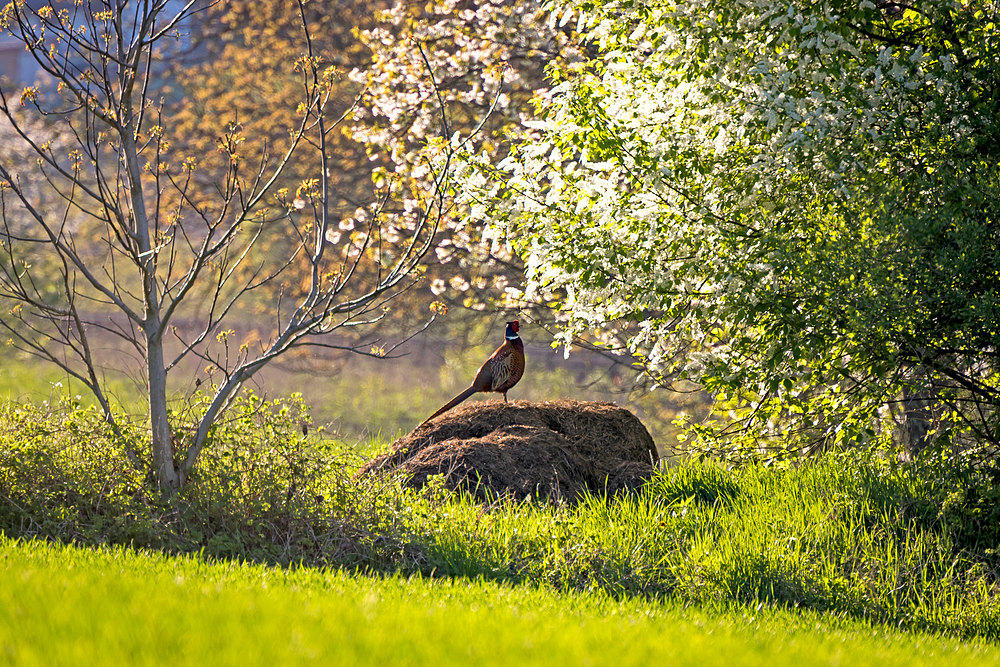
(421, 320, 525, 425)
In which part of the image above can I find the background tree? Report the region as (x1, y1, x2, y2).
(456, 0, 1000, 456)
(0, 0, 469, 492)
(166, 0, 385, 237)
(169, 0, 561, 331)
(353, 0, 712, 442)
(350, 0, 585, 322)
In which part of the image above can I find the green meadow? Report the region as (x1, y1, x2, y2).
(3, 392, 1000, 663)
(2, 536, 997, 666)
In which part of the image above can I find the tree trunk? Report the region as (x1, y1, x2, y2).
(122, 122, 179, 492)
(901, 386, 933, 459)
(899, 365, 935, 460)
(147, 327, 179, 492)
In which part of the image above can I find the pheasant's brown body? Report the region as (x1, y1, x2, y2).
(421, 320, 525, 425)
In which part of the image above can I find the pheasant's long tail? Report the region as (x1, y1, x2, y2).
(420, 386, 478, 427)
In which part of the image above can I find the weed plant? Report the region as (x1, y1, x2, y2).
(1, 398, 999, 639)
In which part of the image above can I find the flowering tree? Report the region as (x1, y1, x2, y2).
(0, 0, 470, 492)
(350, 0, 584, 318)
(458, 0, 1000, 455)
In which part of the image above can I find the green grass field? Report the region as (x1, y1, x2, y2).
(3, 361, 1000, 663)
(0, 327, 697, 446)
(2, 536, 997, 666)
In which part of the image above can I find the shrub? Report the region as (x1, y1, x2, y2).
(0, 396, 410, 566)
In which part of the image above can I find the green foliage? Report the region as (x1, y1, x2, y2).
(0, 397, 406, 565)
(456, 0, 1000, 456)
(0, 400, 149, 543)
(907, 450, 1000, 558)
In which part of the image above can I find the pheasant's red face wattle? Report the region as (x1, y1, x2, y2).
(510, 320, 519, 333)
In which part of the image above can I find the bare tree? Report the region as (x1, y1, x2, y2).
(0, 0, 483, 492)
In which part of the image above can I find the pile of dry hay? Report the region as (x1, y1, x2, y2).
(357, 399, 659, 502)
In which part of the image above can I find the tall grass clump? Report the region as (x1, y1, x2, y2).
(398, 457, 1000, 638)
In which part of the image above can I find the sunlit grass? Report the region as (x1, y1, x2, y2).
(2, 536, 997, 666)
(392, 458, 1000, 638)
(0, 347, 142, 413)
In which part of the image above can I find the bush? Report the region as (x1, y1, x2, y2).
(0, 396, 411, 566)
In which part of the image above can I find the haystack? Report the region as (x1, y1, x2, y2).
(357, 399, 659, 502)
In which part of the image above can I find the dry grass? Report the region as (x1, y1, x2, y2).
(357, 399, 659, 502)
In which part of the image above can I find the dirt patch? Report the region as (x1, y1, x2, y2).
(357, 399, 659, 502)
